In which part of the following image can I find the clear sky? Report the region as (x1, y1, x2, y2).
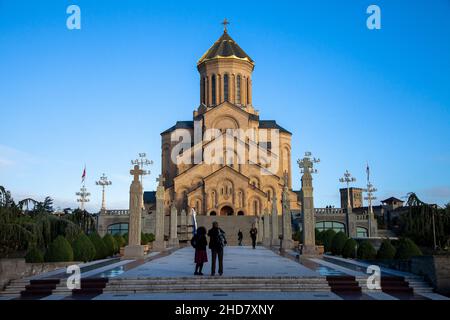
(1, 0, 449, 211)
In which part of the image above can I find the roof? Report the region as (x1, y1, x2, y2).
(143, 191, 156, 204)
(259, 120, 291, 134)
(381, 197, 404, 204)
(162, 119, 291, 135)
(161, 121, 193, 135)
(198, 31, 254, 65)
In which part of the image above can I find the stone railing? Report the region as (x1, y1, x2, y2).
(314, 208, 345, 215)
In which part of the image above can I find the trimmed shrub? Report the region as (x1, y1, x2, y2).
(44, 236, 74, 262)
(323, 229, 336, 253)
(89, 232, 107, 260)
(331, 231, 348, 256)
(395, 238, 422, 260)
(315, 229, 324, 246)
(377, 239, 396, 260)
(122, 232, 129, 245)
(141, 232, 149, 245)
(25, 247, 44, 263)
(103, 234, 117, 257)
(146, 233, 155, 243)
(357, 240, 376, 260)
(342, 238, 357, 259)
(113, 234, 126, 251)
(72, 233, 96, 262)
(292, 230, 302, 242)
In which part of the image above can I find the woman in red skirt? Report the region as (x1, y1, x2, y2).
(193, 226, 208, 275)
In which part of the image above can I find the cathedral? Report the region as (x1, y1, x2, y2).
(160, 27, 300, 216)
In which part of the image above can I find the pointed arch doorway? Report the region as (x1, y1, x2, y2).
(220, 205, 234, 216)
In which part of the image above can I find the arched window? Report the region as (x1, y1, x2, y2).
(315, 221, 345, 233)
(236, 75, 241, 104)
(201, 77, 206, 104)
(357, 227, 368, 238)
(253, 200, 259, 215)
(211, 75, 216, 105)
(107, 223, 129, 236)
(224, 74, 229, 101)
(246, 78, 250, 104)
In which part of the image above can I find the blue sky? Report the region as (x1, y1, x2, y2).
(0, 0, 449, 211)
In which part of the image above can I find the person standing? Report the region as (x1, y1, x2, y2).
(238, 229, 243, 246)
(191, 226, 208, 275)
(207, 221, 227, 276)
(250, 224, 258, 249)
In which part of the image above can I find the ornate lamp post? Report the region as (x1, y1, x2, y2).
(76, 186, 90, 211)
(96, 173, 112, 211)
(364, 165, 377, 238)
(339, 170, 356, 237)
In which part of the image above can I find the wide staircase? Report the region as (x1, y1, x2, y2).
(102, 276, 331, 294)
(196, 216, 259, 246)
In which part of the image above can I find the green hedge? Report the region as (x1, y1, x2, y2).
(323, 229, 336, 253)
(331, 231, 348, 256)
(315, 229, 324, 246)
(292, 230, 302, 242)
(342, 238, 357, 259)
(44, 236, 74, 262)
(377, 239, 396, 260)
(395, 238, 422, 260)
(89, 232, 107, 260)
(357, 240, 376, 260)
(25, 247, 44, 263)
(113, 234, 126, 251)
(103, 234, 117, 257)
(72, 233, 96, 262)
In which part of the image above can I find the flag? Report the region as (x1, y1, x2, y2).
(81, 165, 86, 184)
(366, 163, 370, 181)
(191, 207, 198, 235)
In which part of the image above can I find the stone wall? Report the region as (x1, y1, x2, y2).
(411, 255, 450, 295)
(0, 259, 75, 290)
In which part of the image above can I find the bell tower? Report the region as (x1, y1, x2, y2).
(196, 20, 256, 115)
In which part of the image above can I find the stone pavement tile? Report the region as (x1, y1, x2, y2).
(364, 291, 399, 300)
(416, 292, 449, 300)
(40, 294, 71, 300)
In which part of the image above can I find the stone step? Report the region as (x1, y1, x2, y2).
(104, 287, 330, 293)
(109, 279, 327, 285)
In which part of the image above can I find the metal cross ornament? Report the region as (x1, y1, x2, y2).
(297, 152, 320, 175)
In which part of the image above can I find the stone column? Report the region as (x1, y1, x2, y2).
(263, 207, 271, 246)
(271, 196, 279, 246)
(301, 171, 317, 255)
(124, 165, 145, 258)
(281, 176, 294, 249)
(153, 175, 166, 251)
(168, 204, 179, 248)
(187, 208, 193, 236)
(347, 209, 357, 238)
(256, 215, 263, 243)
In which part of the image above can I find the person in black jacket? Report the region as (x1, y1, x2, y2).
(192, 226, 208, 275)
(250, 224, 258, 249)
(207, 221, 227, 276)
(238, 229, 243, 246)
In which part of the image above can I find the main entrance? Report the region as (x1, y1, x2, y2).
(220, 206, 234, 216)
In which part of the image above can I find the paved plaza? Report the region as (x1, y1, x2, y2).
(118, 246, 318, 278)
